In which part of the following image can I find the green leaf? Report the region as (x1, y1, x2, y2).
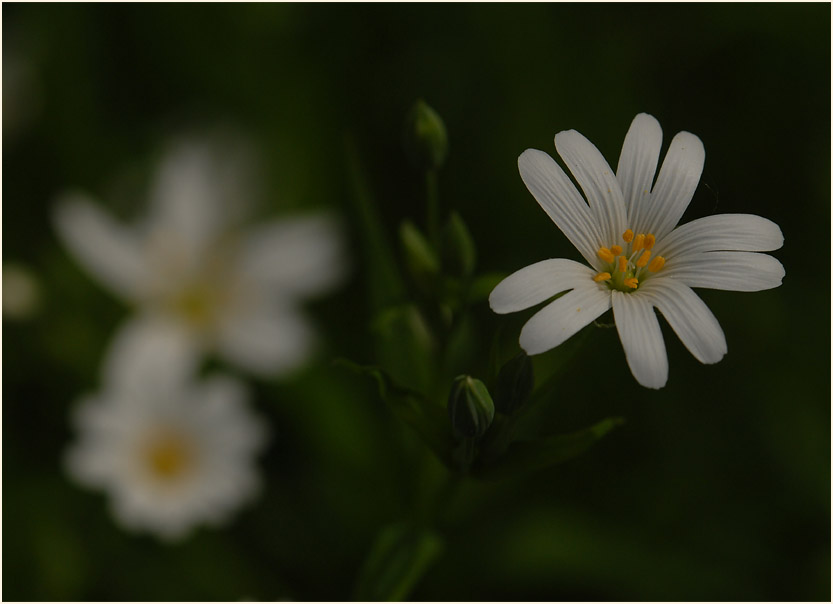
(353, 522, 444, 601)
(344, 135, 405, 312)
(335, 359, 452, 463)
(468, 271, 508, 305)
(474, 417, 625, 480)
(372, 303, 436, 395)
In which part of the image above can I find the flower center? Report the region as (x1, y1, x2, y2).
(144, 430, 195, 483)
(593, 228, 666, 292)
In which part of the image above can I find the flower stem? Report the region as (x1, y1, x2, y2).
(425, 169, 440, 251)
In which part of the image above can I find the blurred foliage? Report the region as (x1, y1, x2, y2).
(3, 3, 830, 601)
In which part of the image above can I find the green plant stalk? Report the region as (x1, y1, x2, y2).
(426, 169, 441, 251)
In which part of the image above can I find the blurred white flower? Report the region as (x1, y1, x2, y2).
(490, 113, 784, 389)
(53, 136, 345, 376)
(65, 319, 267, 541)
(3, 262, 41, 319)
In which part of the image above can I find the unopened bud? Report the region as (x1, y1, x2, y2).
(403, 99, 448, 171)
(493, 352, 534, 415)
(442, 211, 477, 279)
(448, 375, 495, 438)
(400, 220, 439, 291)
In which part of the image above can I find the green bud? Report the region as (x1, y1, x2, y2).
(442, 211, 477, 279)
(493, 352, 534, 415)
(403, 99, 448, 171)
(448, 375, 495, 439)
(400, 220, 440, 292)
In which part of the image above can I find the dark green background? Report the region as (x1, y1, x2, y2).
(4, 3, 829, 601)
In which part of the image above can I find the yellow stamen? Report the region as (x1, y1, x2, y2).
(597, 247, 615, 263)
(622, 229, 634, 243)
(648, 256, 666, 272)
(636, 250, 652, 268)
(632, 233, 646, 252)
(644, 234, 656, 250)
(617, 255, 628, 273)
(624, 277, 639, 289)
(593, 272, 611, 282)
(610, 244, 623, 256)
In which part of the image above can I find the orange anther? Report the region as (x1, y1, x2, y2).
(644, 234, 656, 250)
(597, 247, 615, 263)
(593, 272, 612, 282)
(617, 255, 628, 273)
(611, 245, 623, 256)
(622, 229, 634, 243)
(636, 250, 652, 268)
(632, 233, 646, 252)
(624, 277, 639, 289)
(648, 256, 666, 272)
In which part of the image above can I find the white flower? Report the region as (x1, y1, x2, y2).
(3, 263, 41, 319)
(490, 113, 784, 389)
(53, 136, 345, 376)
(65, 319, 267, 541)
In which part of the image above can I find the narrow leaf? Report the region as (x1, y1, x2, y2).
(353, 522, 444, 601)
(474, 417, 625, 480)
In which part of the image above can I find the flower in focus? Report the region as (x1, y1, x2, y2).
(53, 135, 345, 376)
(490, 113, 784, 388)
(65, 319, 267, 541)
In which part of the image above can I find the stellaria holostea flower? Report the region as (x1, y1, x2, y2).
(53, 135, 345, 376)
(490, 113, 784, 388)
(65, 319, 267, 541)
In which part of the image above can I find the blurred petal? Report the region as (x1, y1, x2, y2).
(555, 129, 627, 246)
(656, 213, 784, 258)
(663, 251, 785, 292)
(102, 315, 198, 393)
(519, 283, 611, 355)
(641, 131, 705, 238)
(612, 291, 668, 389)
(489, 258, 595, 314)
(217, 305, 314, 376)
(616, 113, 662, 233)
(640, 279, 727, 364)
(146, 137, 255, 265)
(239, 214, 345, 298)
(518, 149, 604, 267)
(52, 193, 149, 301)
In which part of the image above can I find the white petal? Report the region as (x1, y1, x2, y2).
(146, 137, 255, 267)
(518, 149, 604, 267)
(611, 291, 668, 389)
(102, 315, 198, 393)
(642, 131, 705, 238)
(555, 129, 627, 246)
(639, 279, 727, 364)
(662, 252, 785, 292)
(519, 283, 611, 355)
(239, 215, 345, 299)
(655, 213, 784, 258)
(52, 193, 149, 301)
(616, 113, 663, 233)
(489, 258, 596, 314)
(217, 305, 314, 376)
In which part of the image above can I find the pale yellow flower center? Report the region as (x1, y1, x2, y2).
(144, 430, 195, 482)
(593, 229, 666, 292)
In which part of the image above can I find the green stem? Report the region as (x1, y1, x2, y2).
(425, 169, 440, 251)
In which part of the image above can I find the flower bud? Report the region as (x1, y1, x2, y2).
(448, 375, 495, 438)
(399, 220, 439, 292)
(493, 352, 534, 415)
(403, 99, 448, 171)
(442, 211, 477, 279)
